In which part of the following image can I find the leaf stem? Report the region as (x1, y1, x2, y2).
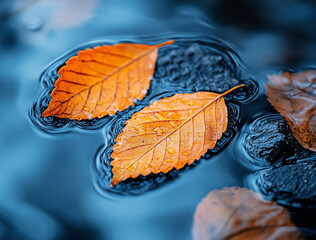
(156, 40, 175, 48)
(219, 84, 245, 98)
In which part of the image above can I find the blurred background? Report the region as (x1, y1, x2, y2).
(1, 0, 316, 239)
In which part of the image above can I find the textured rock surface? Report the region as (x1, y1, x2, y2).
(156, 43, 240, 93)
(256, 159, 316, 208)
(243, 115, 315, 167)
(241, 114, 316, 210)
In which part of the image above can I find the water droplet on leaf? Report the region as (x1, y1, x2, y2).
(188, 101, 196, 106)
(153, 127, 163, 136)
(167, 148, 175, 154)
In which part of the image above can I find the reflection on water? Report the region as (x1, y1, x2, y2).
(1, 0, 316, 239)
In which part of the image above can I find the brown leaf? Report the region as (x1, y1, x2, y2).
(192, 187, 304, 240)
(266, 71, 316, 152)
(110, 85, 244, 186)
(42, 40, 174, 120)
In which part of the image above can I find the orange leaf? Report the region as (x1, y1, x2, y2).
(110, 85, 244, 186)
(266, 71, 316, 152)
(192, 187, 304, 240)
(42, 40, 174, 120)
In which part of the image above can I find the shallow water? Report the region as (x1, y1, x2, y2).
(30, 37, 257, 196)
(1, 0, 316, 239)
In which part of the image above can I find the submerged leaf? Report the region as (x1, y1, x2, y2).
(265, 71, 316, 152)
(193, 187, 304, 240)
(110, 85, 244, 186)
(42, 40, 174, 120)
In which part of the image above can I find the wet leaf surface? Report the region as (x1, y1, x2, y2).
(266, 70, 316, 152)
(42, 40, 174, 120)
(110, 86, 243, 186)
(192, 187, 304, 240)
(255, 159, 316, 209)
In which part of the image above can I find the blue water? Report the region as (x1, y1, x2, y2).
(1, 0, 316, 239)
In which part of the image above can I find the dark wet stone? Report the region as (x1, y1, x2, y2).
(156, 43, 241, 93)
(243, 115, 316, 167)
(256, 159, 316, 209)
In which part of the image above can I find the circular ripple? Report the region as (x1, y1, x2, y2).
(236, 114, 316, 170)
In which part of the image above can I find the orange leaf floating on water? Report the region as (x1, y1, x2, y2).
(266, 70, 316, 152)
(42, 40, 174, 120)
(192, 187, 304, 240)
(110, 85, 244, 186)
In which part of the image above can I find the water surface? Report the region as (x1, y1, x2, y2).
(1, 0, 316, 239)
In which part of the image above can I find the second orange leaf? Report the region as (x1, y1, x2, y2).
(110, 85, 244, 186)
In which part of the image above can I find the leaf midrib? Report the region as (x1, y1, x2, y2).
(46, 42, 166, 113)
(120, 85, 244, 170)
